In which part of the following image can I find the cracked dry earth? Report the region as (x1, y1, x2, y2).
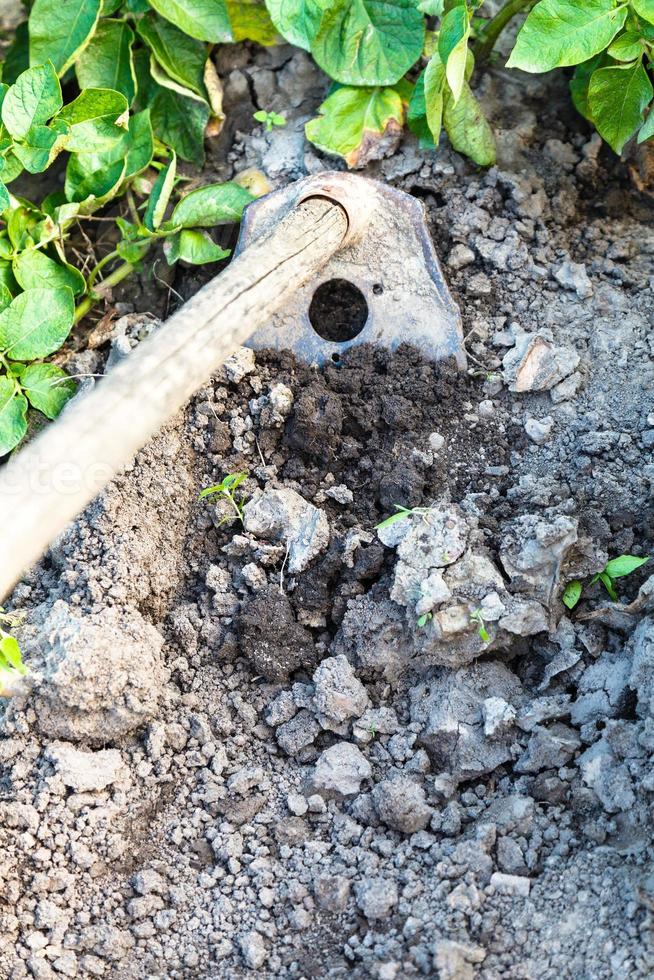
(2, 46, 654, 980)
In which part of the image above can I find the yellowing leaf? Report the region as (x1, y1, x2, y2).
(305, 85, 404, 168)
(227, 0, 281, 44)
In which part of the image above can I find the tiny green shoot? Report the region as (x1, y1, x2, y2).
(199, 472, 248, 527)
(376, 504, 431, 531)
(563, 555, 650, 610)
(253, 110, 287, 133)
(470, 608, 490, 643)
(417, 611, 433, 628)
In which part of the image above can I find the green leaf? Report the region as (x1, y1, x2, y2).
(0, 152, 24, 185)
(170, 181, 254, 228)
(407, 55, 445, 148)
(20, 362, 76, 419)
(0, 182, 9, 214)
(311, 0, 425, 86)
(570, 53, 605, 121)
(305, 85, 404, 167)
(632, 0, 654, 24)
(75, 19, 137, 104)
(443, 81, 496, 166)
(562, 579, 582, 609)
(137, 13, 206, 98)
(438, 4, 470, 103)
(0, 376, 28, 455)
(0, 287, 74, 360)
(638, 107, 654, 142)
(150, 86, 210, 163)
(604, 554, 650, 579)
(11, 120, 69, 174)
(607, 30, 644, 61)
(407, 72, 433, 148)
(588, 60, 653, 153)
(29, 0, 102, 76)
(375, 505, 412, 530)
(65, 152, 124, 208)
(117, 237, 152, 263)
(2, 22, 30, 86)
(227, 0, 281, 44)
(0, 633, 26, 672)
(13, 248, 86, 297)
(1, 63, 62, 140)
(147, 0, 233, 41)
(58, 88, 129, 153)
(144, 154, 177, 231)
(264, 0, 324, 50)
(123, 109, 155, 179)
(424, 52, 446, 141)
(0, 281, 14, 312)
(164, 228, 231, 264)
(506, 0, 628, 73)
(599, 569, 618, 601)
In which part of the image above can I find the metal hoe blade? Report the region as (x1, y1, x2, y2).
(236, 172, 466, 368)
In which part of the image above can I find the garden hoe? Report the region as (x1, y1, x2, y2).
(0, 172, 465, 601)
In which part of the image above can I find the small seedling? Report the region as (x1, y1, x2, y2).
(417, 611, 433, 628)
(0, 607, 27, 697)
(470, 608, 490, 643)
(367, 723, 377, 740)
(199, 472, 248, 527)
(253, 110, 287, 133)
(376, 504, 431, 531)
(563, 555, 651, 610)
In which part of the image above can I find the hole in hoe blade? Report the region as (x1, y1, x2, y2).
(308, 279, 368, 343)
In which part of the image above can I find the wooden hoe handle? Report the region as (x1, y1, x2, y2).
(0, 191, 355, 601)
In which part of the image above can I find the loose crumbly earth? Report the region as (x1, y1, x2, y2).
(1, 44, 654, 980)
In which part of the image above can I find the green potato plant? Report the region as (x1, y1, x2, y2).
(563, 554, 650, 609)
(199, 472, 249, 526)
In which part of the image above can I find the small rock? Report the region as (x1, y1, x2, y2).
(554, 260, 593, 299)
(482, 697, 516, 738)
(433, 940, 486, 980)
(32, 602, 164, 744)
(45, 743, 126, 792)
(448, 244, 475, 269)
(525, 416, 553, 445)
(276, 710, 320, 754)
(268, 382, 293, 417)
(502, 333, 580, 393)
(372, 776, 432, 833)
(496, 836, 527, 875)
(287, 791, 308, 816)
(514, 722, 581, 773)
(355, 877, 398, 919)
(309, 742, 372, 798)
(467, 271, 492, 296)
(312, 655, 370, 733)
(224, 347, 256, 383)
(325, 484, 354, 505)
(490, 872, 531, 897)
(238, 930, 267, 970)
(428, 432, 445, 452)
(243, 488, 329, 574)
(314, 875, 351, 912)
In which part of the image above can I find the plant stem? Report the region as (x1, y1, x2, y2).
(474, 0, 534, 65)
(74, 261, 136, 324)
(86, 249, 120, 291)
